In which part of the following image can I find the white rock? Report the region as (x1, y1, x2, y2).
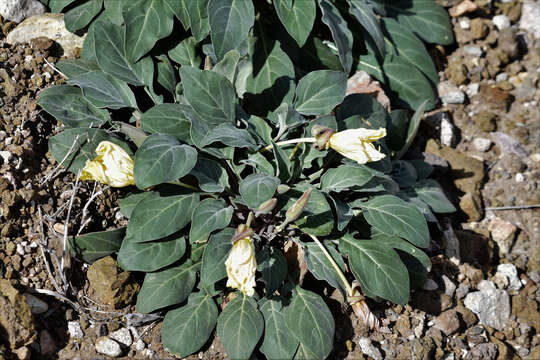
(515, 173, 524, 182)
(464, 45, 483, 57)
(67, 321, 84, 339)
(6, 13, 85, 58)
(460, 18, 471, 30)
(144, 349, 155, 358)
(472, 137, 492, 152)
(496, 72, 509, 82)
(442, 275, 456, 297)
(464, 280, 510, 330)
(496, 263, 522, 291)
(110, 328, 132, 347)
(0, 151, 12, 164)
(16, 243, 25, 256)
(23, 293, 48, 314)
(441, 115, 456, 147)
(465, 83, 480, 97)
(358, 337, 382, 360)
(438, 81, 466, 104)
(0, 0, 45, 23)
(520, 1, 540, 39)
(493, 15, 511, 31)
(95, 337, 122, 358)
(487, 217, 517, 254)
(134, 339, 146, 351)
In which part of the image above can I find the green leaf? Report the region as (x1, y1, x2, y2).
(337, 94, 388, 129)
(395, 99, 428, 159)
(38, 85, 110, 128)
(119, 191, 156, 219)
(284, 184, 334, 236)
(272, 140, 292, 183)
(259, 299, 298, 360)
(239, 173, 280, 209)
(382, 58, 435, 111)
(180, 67, 236, 125)
(199, 228, 234, 287)
(386, 109, 408, 151)
(407, 159, 433, 179)
(168, 37, 201, 68)
(64, 0, 102, 33)
(339, 234, 409, 304)
(413, 179, 456, 213)
(48, 0, 76, 12)
(103, 0, 124, 25)
(357, 194, 429, 248)
(189, 199, 233, 244)
(217, 293, 264, 360)
(70, 228, 124, 263)
(139, 104, 192, 142)
(382, 18, 438, 84)
(257, 247, 287, 295)
(185, 0, 210, 42)
(294, 70, 347, 116)
(127, 193, 199, 243)
(48, 127, 119, 172)
(199, 124, 258, 150)
(320, 165, 374, 192)
(56, 59, 100, 78)
(163, 0, 190, 29)
(117, 234, 186, 272)
(287, 286, 334, 359)
(318, 0, 353, 73)
(81, 19, 98, 62)
(208, 0, 254, 61)
(304, 240, 347, 296)
(93, 21, 145, 85)
(67, 70, 137, 109)
(213, 50, 241, 84)
(391, 160, 418, 188)
(397, 189, 438, 223)
(274, 0, 316, 47)
(348, 0, 385, 59)
(190, 158, 229, 193)
(242, 152, 274, 176)
(136, 260, 200, 313)
(134, 134, 197, 189)
(295, 342, 320, 359)
(385, 0, 454, 45)
(123, 0, 174, 62)
(161, 292, 218, 357)
(156, 55, 177, 95)
(372, 233, 431, 271)
(268, 103, 306, 141)
(243, 33, 295, 115)
(327, 195, 353, 231)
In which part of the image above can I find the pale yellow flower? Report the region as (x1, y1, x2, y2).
(326, 128, 387, 164)
(225, 231, 257, 296)
(79, 141, 134, 187)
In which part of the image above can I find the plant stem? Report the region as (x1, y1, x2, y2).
(260, 137, 316, 152)
(308, 234, 354, 297)
(167, 180, 199, 191)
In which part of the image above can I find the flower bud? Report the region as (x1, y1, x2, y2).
(79, 141, 134, 187)
(277, 184, 290, 194)
(311, 125, 335, 150)
(225, 225, 257, 296)
(255, 198, 277, 216)
(276, 189, 312, 232)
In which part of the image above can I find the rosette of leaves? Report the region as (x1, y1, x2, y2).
(39, 1, 454, 359)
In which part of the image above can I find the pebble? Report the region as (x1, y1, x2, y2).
(520, 1, 540, 39)
(67, 321, 84, 339)
(495, 263, 522, 291)
(110, 328, 132, 347)
(358, 337, 382, 360)
(442, 275, 457, 297)
(16, 243, 25, 256)
(464, 45, 483, 57)
(0, 151, 12, 164)
(487, 217, 517, 254)
(441, 115, 457, 147)
(464, 280, 510, 330)
(495, 72, 509, 82)
(515, 173, 524, 182)
(438, 81, 466, 104)
(0, 0, 45, 23)
(22, 293, 48, 314)
(460, 18, 471, 30)
(134, 338, 146, 351)
(456, 283, 470, 299)
(465, 83, 480, 97)
(433, 310, 461, 335)
(493, 15, 511, 31)
(95, 337, 122, 358)
(472, 137, 492, 152)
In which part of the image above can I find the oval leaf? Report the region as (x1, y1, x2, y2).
(199, 228, 234, 288)
(274, 0, 316, 47)
(70, 228, 124, 263)
(260, 299, 298, 360)
(320, 164, 374, 192)
(318, 0, 353, 73)
(239, 173, 280, 209)
(294, 70, 347, 116)
(139, 104, 192, 142)
(189, 199, 233, 244)
(413, 179, 456, 213)
(117, 235, 186, 272)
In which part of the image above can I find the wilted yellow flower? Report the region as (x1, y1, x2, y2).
(326, 128, 387, 164)
(79, 141, 134, 187)
(225, 228, 256, 296)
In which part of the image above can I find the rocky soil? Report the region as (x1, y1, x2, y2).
(0, 1, 539, 359)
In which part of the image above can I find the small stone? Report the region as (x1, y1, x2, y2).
(22, 293, 48, 314)
(472, 112, 497, 132)
(95, 337, 122, 358)
(464, 280, 510, 330)
(520, 1, 540, 39)
(0, 280, 36, 348)
(440, 115, 456, 147)
(67, 322, 84, 339)
(471, 343, 498, 360)
(0, 0, 45, 23)
(449, 0, 477, 17)
(144, 349, 155, 358)
(395, 316, 411, 337)
(460, 18, 471, 30)
(493, 15, 511, 31)
(472, 137, 492, 152)
(456, 304, 478, 327)
(441, 275, 456, 297)
(491, 132, 528, 157)
(13, 346, 31, 360)
(495, 72, 509, 82)
(487, 217, 517, 255)
(465, 82, 480, 97)
(433, 310, 461, 335)
(495, 264, 521, 291)
(110, 328, 132, 347)
(358, 337, 382, 360)
(456, 283, 470, 299)
(422, 278, 438, 291)
(515, 173, 524, 182)
(464, 45, 483, 57)
(460, 192, 483, 222)
(438, 81, 466, 104)
(134, 339, 146, 351)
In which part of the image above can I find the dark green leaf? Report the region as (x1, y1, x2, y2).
(127, 193, 199, 243)
(103, 0, 124, 25)
(371, 233, 431, 271)
(139, 104, 192, 142)
(239, 173, 280, 209)
(287, 286, 334, 359)
(56, 59, 100, 78)
(134, 134, 197, 189)
(161, 292, 218, 357)
(304, 240, 347, 296)
(117, 234, 186, 272)
(320, 165, 374, 192)
(386, 109, 408, 151)
(168, 37, 201, 68)
(189, 199, 233, 244)
(413, 179, 456, 213)
(185, 0, 210, 42)
(217, 293, 264, 360)
(257, 247, 287, 295)
(156, 55, 177, 95)
(118, 191, 157, 219)
(199, 124, 258, 150)
(337, 94, 388, 129)
(64, 0, 102, 33)
(272, 140, 292, 183)
(259, 299, 298, 360)
(199, 228, 234, 287)
(136, 260, 200, 313)
(395, 99, 428, 159)
(327, 195, 353, 231)
(283, 184, 334, 236)
(213, 50, 241, 84)
(348, 0, 385, 59)
(70, 228, 124, 263)
(318, 0, 353, 73)
(274, 0, 316, 47)
(190, 158, 229, 193)
(294, 70, 347, 116)
(391, 160, 417, 188)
